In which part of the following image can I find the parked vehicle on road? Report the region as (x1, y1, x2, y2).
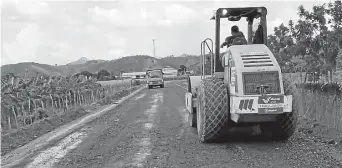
(146, 69, 164, 89)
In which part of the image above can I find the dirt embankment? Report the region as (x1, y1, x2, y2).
(298, 118, 342, 152)
(1, 86, 141, 156)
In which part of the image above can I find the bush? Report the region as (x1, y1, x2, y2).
(284, 76, 342, 130)
(295, 82, 342, 96)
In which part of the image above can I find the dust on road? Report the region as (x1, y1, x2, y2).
(9, 81, 342, 168)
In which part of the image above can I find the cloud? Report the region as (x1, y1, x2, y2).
(162, 4, 196, 25)
(108, 48, 125, 58)
(89, 3, 159, 28)
(35, 42, 74, 65)
(10, 0, 50, 16)
(89, 3, 199, 28)
(106, 33, 128, 48)
(1, 1, 325, 66)
(269, 18, 284, 32)
(2, 24, 42, 64)
(85, 25, 98, 33)
(90, 6, 121, 22)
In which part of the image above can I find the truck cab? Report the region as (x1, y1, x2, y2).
(146, 69, 164, 89)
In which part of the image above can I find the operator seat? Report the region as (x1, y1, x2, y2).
(253, 24, 264, 44)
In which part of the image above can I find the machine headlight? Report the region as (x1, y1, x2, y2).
(257, 8, 263, 13)
(221, 9, 228, 16)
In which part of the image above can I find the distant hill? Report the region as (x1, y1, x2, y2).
(1, 55, 202, 77)
(67, 57, 90, 65)
(1, 62, 65, 77)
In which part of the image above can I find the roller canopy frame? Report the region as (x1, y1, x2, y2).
(210, 7, 268, 73)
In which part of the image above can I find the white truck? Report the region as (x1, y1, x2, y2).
(146, 69, 164, 89)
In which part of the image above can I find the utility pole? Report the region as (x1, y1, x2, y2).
(152, 39, 156, 58)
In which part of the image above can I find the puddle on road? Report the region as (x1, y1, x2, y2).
(177, 107, 189, 139)
(150, 92, 164, 104)
(157, 92, 164, 103)
(177, 107, 189, 124)
(145, 92, 164, 122)
(26, 131, 87, 168)
(143, 123, 153, 130)
(109, 92, 163, 168)
(134, 93, 146, 101)
(145, 104, 158, 122)
(127, 92, 164, 167)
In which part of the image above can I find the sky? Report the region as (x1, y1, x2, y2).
(0, 0, 332, 66)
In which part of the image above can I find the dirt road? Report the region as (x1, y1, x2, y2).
(7, 81, 342, 168)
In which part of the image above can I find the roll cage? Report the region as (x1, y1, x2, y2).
(210, 7, 268, 72)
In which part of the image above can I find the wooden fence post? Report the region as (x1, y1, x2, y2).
(60, 98, 64, 111)
(12, 106, 18, 129)
(8, 116, 11, 130)
(21, 103, 25, 116)
(79, 92, 82, 105)
(74, 92, 76, 108)
(41, 100, 44, 109)
(65, 95, 69, 110)
(50, 95, 54, 110)
(55, 100, 58, 111)
(58, 97, 60, 109)
(91, 91, 94, 102)
(28, 99, 31, 114)
(33, 99, 37, 114)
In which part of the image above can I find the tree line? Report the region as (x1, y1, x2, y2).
(268, 1, 342, 82)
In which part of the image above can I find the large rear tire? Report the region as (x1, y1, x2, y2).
(263, 77, 298, 140)
(196, 77, 229, 143)
(272, 112, 297, 140)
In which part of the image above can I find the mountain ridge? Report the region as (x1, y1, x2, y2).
(67, 57, 90, 65)
(1, 55, 203, 77)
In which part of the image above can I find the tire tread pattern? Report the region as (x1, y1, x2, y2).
(198, 77, 229, 142)
(273, 77, 298, 140)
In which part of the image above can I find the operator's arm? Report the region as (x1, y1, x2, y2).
(221, 36, 233, 48)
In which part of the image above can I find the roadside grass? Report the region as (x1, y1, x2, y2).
(283, 73, 342, 148)
(295, 90, 342, 130)
(293, 88, 342, 148)
(283, 72, 342, 131)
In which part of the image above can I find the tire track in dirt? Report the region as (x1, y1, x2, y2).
(40, 91, 149, 168)
(140, 84, 195, 167)
(177, 106, 189, 139)
(34, 92, 148, 168)
(3, 87, 147, 168)
(126, 92, 164, 167)
(26, 132, 87, 168)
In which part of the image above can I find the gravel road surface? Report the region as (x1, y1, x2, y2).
(10, 81, 342, 168)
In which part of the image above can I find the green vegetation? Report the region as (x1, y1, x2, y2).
(268, 1, 341, 83)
